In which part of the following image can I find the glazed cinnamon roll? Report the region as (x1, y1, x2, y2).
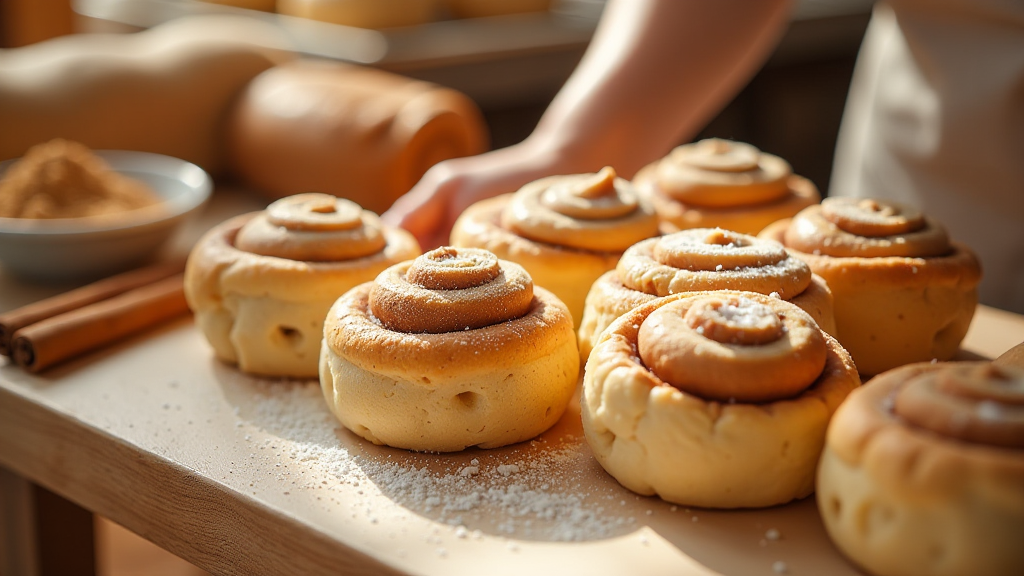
(450, 167, 659, 328)
(320, 247, 579, 452)
(185, 193, 420, 378)
(818, 362, 1024, 576)
(577, 227, 835, 360)
(760, 197, 982, 375)
(582, 291, 859, 508)
(633, 138, 819, 235)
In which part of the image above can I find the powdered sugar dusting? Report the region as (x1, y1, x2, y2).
(239, 380, 635, 542)
(717, 297, 775, 328)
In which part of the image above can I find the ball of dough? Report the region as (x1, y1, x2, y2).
(577, 228, 835, 361)
(582, 291, 859, 508)
(320, 247, 580, 451)
(760, 198, 982, 375)
(185, 193, 420, 378)
(633, 138, 820, 235)
(818, 361, 1024, 576)
(451, 167, 659, 328)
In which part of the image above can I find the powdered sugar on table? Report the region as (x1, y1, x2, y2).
(239, 379, 635, 542)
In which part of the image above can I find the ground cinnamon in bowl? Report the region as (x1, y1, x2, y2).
(0, 139, 161, 220)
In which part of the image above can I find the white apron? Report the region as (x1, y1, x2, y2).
(830, 0, 1024, 312)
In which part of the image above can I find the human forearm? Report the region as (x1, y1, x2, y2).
(532, 0, 794, 177)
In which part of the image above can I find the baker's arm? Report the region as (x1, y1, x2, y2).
(383, 0, 794, 249)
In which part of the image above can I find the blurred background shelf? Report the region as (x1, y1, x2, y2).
(73, 0, 604, 109)
(34, 0, 872, 191)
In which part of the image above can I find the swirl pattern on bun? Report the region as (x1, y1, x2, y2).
(761, 197, 982, 375)
(320, 247, 579, 452)
(185, 193, 420, 378)
(582, 291, 859, 508)
(450, 167, 659, 328)
(634, 138, 819, 234)
(818, 361, 1024, 576)
(577, 228, 835, 360)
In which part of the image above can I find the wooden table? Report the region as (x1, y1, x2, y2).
(1, 192, 1022, 576)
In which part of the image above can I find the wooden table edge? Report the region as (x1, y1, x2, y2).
(0, 383, 405, 576)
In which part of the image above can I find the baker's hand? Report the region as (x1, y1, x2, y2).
(383, 139, 576, 250)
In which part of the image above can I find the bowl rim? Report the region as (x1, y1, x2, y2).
(0, 150, 213, 236)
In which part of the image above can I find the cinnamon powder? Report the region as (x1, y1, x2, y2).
(0, 139, 160, 219)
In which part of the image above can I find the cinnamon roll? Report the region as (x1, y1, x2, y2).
(761, 197, 982, 375)
(450, 167, 659, 328)
(185, 193, 419, 378)
(582, 292, 859, 508)
(633, 138, 819, 235)
(320, 247, 579, 452)
(577, 228, 835, 361)
(818, 362, 1024, 576)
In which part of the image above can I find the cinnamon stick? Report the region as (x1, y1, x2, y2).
(0, 259, 185, 357)
(11, 273, 190, 373)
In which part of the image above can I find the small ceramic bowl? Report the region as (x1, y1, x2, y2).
(0, 150, 213, 282)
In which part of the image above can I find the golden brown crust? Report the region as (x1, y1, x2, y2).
(234, 194, 387, 262)
(828, 363, 1024, 470)
(820, 197, 927, 237)
(893, 364, 1024, 449)
(577, 270, 658, 360)
(652, 139, 793, 208)
(450, 194, 624, 328)
(368, 248, 534, 334)
(818, 362, 1024, 576)
(321, 278, 580, 451)
(186, 212, 420, 304)
(326, 282, 573, 381)
(499, 168, 659, 253)
(633, 139, 820, 235)
(577, 229, 836, 360)
(582, 290, 860, 508)
(764, 215, 981, 291)
(184, 207, 419, 377)
(617, 230, 812, 299)
(762, 215, 982, 375)
(785, 200, 951, 259)
(637, 294, 828, 403)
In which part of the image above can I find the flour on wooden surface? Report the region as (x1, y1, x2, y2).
(241, 380, 635, 542)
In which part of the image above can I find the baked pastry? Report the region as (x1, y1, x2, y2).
(228, 60, 486, 214)
(582, 291, 859, 508)
(633, 138, 820, 235)
(320, 246, 579, 452)
(760, 197, 982, 375)
(185, 193, 419, 378)
(277, 0, 438, 28)
(577, 227, 835, 360)
(817, 361, 1024, 576)
(450, 167, 659, 328)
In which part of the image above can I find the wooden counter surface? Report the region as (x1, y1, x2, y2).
(1, 191, 1021, 576)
